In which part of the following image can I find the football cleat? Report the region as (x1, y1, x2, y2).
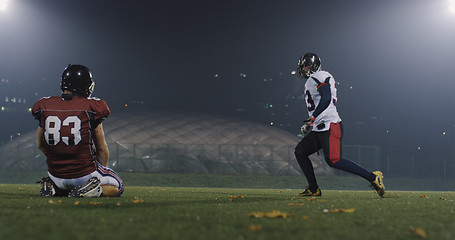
(298, 188, 322, 197)
(69, 177, 102, 198)
(37, 177, 56, 197)
(371, 171, 385, 198)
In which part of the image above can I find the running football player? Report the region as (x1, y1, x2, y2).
(33, 64, 123, 197)
(294, 53, 385, 198)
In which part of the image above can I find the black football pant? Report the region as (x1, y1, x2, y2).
(294, 122, 375, 191)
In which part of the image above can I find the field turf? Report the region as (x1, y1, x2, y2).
(0, 183, 454, 240)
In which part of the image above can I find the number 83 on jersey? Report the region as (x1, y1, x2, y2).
(44, 116, 82, 146)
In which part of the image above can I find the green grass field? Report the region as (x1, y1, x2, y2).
(1, 182, 454, 240)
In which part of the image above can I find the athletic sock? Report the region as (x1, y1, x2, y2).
(332, 158, 376, 182)
(295, 155, 319, 191)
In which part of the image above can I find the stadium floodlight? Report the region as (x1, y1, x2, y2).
(0, 0, 8, 11)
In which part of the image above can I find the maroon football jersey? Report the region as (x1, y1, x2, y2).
(32, 95, 110, 178)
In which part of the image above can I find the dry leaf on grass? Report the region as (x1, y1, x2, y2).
(88, 201, 102, 205)
(248, 224, 263, 231)
(132, 197, 144, 204)
(248, 210, 291, 219)
(229, 196, 244, 202)
(324, 208, 356, 213)
(411, 227, 427, 238)
(287, 202, 305, 206)
(248, 212, 266, 218)
(420, 195, 429, 198)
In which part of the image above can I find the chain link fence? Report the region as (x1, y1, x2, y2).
(0, 140, 386, 176)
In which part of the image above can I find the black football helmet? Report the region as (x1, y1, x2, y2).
(297, 53, 321, 78)
(61, 64, 94, 97)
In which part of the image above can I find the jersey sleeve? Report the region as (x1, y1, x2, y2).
(31, 98, 46, 127)
(90, 98, 111, 124)
(312, 84, 331, 118)
(308, 76, 332, 118)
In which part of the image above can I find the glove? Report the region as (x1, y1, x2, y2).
(300, 117, 315, 133)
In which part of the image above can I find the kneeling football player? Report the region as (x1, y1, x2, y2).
(33, 64, 123, 197)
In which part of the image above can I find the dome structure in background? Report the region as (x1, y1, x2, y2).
(0, 112, 332, 175)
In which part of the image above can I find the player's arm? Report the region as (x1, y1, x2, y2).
(302, 83, 331, 133)
(36, 126, 48, 155)
(311, 83, 331, 119)
(93, 123, 109, 167)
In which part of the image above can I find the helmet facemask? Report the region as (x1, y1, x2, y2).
(87, 82, 95, 97)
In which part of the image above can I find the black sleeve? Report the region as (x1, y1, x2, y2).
(94, 117, 107, 128)
(312, 84, 331, 118)
(88, 112, 106, 129)
(33, 111, 42, 127)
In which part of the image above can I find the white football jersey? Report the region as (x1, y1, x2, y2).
(304, 70, 341, 132)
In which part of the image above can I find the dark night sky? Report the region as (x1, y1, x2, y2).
(1, 0, 455, 152)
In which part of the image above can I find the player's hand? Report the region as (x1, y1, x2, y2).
(301, 124, 310, 133)
(301, 117, 315, 133)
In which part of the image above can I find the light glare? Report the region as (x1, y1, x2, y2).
(449, 0, 455, 13)
(0, 0, 8, 11)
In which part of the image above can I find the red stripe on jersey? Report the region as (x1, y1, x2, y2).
(316, 83, 329, 90)
(329, 123, 342, 164)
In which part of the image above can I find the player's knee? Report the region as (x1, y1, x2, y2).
(294, 144, 309, 157)
(294, 149, 306, 158)
(294, 149, 300, 157)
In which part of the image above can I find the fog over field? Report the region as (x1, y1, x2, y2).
(1, 0, 455, 181)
